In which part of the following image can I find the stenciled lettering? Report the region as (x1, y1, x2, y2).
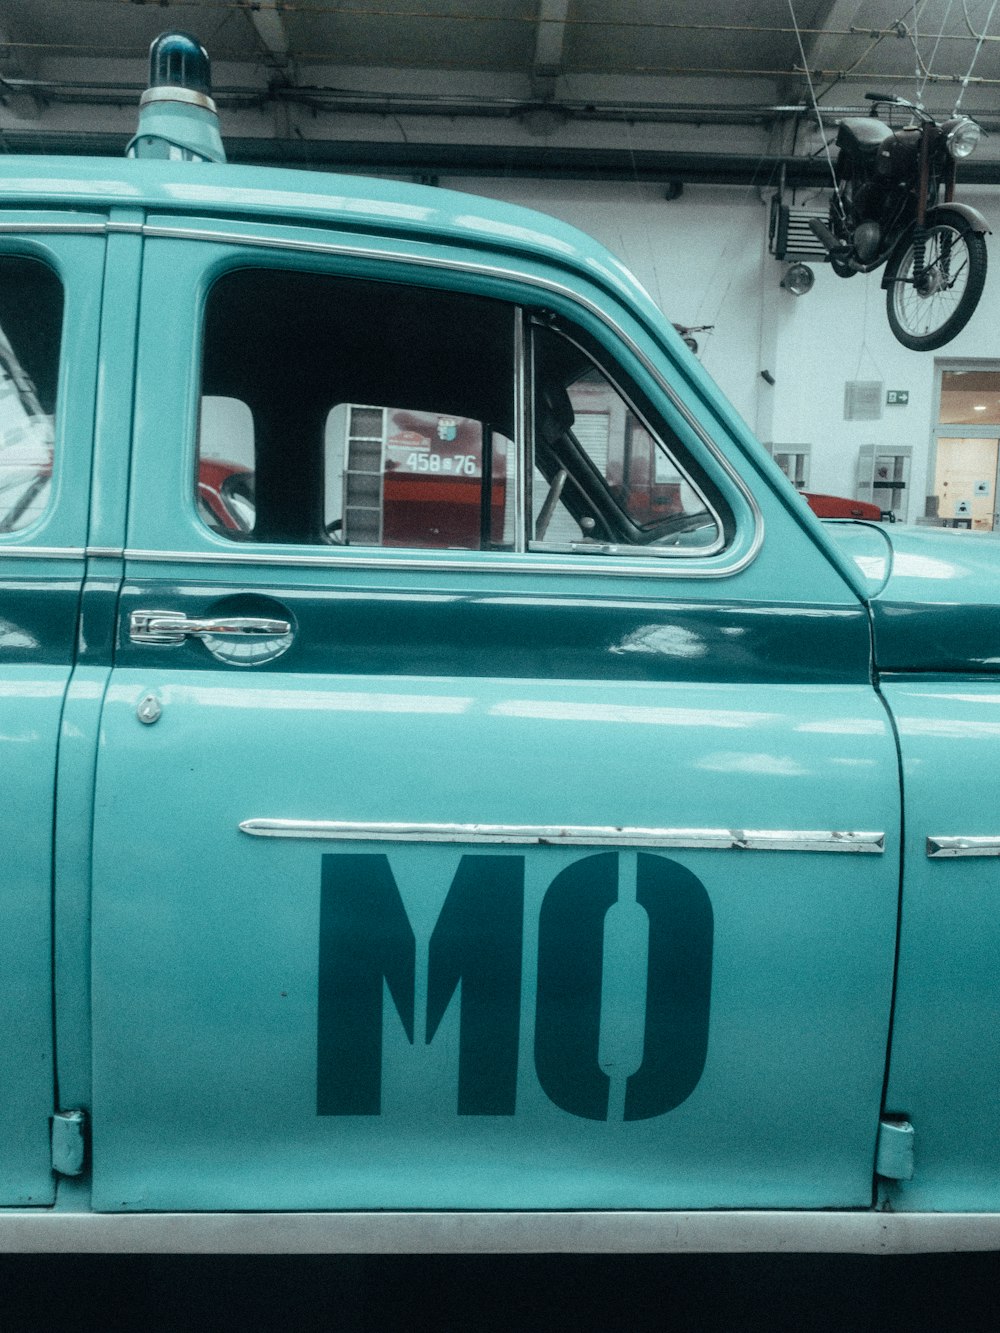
(533, 852, 713, 1120)
(317, 850, 712, 1121)
(317, 852, 524, 1116)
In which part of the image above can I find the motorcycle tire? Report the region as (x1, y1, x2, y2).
(885, 217, 987, 351)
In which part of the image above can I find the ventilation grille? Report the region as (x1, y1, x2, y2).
(844, 381, 884, 421)
(770, 204, 830, 262)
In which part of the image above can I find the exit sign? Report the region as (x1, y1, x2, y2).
(886, 389, 909, 406)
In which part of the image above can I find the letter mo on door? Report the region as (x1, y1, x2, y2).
(317, 851, 713, 1122)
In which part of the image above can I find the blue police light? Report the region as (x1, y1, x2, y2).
(126, 32, 226, 164)
(149, 32, 213, 96)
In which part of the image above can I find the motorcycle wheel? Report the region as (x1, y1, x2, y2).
(885, 217, 987, 351)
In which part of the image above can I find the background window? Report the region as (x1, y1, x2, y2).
(0, 258, 63, 534)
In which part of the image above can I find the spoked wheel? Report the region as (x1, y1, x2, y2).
(885, 217, 987, 350)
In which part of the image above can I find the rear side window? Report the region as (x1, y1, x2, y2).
(0, 258, 63, 534)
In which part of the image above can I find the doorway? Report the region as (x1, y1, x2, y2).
(934, 368, 1000, 531)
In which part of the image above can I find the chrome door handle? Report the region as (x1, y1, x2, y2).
(130, 610, 292, 645)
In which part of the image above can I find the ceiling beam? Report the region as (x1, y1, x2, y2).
(241, 1, 297, 137)
(8, 129, 1000, 186)
(0, 16, 40, 121)
(532, 0, 570, 100)
(792, 0, 903, 102)
(244, 0, 292, 69)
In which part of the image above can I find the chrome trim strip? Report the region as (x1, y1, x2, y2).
(141, 221, 764, 578)
(0, 1209, 997, 1255)
(0, 222, 107, 235)
(513, 306, 528, 553)
(240, 819, 884, 854)
(927, 835, 1000, 859)
(140, 86, 217, 114)
(85, 546, 125, 559)
(124, 545, 730, 579)
(0, 545, 84, 560)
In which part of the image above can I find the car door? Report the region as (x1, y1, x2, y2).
(90, 213, 900, 1214)
(0, 224, 103, 1204)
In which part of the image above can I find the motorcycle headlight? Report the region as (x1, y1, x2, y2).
(945, 117, 981, 159)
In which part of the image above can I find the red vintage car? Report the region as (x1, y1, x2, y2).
(802, 491, 884, 521)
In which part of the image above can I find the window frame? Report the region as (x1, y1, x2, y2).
(194, 270, 731, 564)
(172, 227, 761, 581)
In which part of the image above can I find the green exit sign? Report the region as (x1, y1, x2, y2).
(886, 389, 909, 406)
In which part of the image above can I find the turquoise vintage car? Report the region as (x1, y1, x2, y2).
(1, 34, 998, 1255)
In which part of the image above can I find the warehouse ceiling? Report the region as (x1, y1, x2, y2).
(4, 0, 1000, 184)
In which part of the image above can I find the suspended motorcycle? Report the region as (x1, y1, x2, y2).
(810, 93, 989, 352)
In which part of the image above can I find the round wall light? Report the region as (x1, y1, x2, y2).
(780, 262, 815, 295)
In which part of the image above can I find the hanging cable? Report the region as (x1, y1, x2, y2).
(910, 0, 922, 99)
(918, 0, 956, 102)
(786, 0, 841, 203)
(955, 0, 999, 109)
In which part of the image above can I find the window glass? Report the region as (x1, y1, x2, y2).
(325, 404, 512, 549)
(0, 258, 63, 535)
(198, 270, 515, 549)
(531, 321, 721, 554)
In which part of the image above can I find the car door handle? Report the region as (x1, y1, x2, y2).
(129, 610, 293, 645)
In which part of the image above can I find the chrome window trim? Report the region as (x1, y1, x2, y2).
(0, 1209, 996, 1254)
(144, 220, 764, 579)
(0, 222, 107, 235)
(927, 835, 1000, 858)
(124, 545, 739, 579)
(240, 819, 885, 854)
(512, 306, 528, 554)
(0, 545, 85, 560)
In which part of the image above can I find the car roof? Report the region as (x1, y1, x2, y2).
(0, 155, 664, 326)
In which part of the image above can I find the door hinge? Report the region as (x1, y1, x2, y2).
(51, 1109, 87, 1177)
(875, 1116, 915, 1181)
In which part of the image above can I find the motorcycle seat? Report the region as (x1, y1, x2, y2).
(837, 118, 894, 157)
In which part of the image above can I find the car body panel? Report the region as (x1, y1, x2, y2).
(83, 218, 905, 1213)
(828, 522, 1000, 672)
(880, 679, 1000, 1210)
(0, 151, 995, 1243)
(0, 225, 105, 1205)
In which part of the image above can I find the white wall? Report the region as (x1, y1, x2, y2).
(448, 176, 1000, 521)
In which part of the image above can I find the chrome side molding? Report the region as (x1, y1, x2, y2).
(240, 819, 885, 854)
(927, 836, 1000, 859)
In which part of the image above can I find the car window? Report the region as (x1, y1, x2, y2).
(530, 320, 723, 554)
(196, 269, 723, 557)
(197, 270, 515, 549)
(0, 258, 63, 535)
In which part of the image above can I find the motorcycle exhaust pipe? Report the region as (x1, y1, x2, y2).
(808, 217, 839, 253)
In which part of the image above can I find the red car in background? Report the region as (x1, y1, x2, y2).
(801, 491, 885, 521)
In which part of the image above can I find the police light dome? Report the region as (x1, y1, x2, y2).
(126, 31, 226, 165)
(149, 32, 213, 97)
